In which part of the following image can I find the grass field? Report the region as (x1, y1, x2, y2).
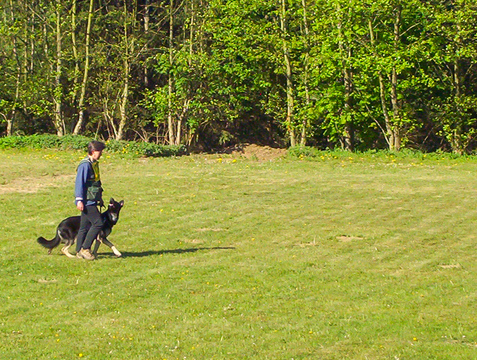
(1, 148, 476, 359)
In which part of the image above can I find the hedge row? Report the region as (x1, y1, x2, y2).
(0, 134, 188, 157)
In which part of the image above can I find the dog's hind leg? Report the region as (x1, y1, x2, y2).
(61, 239, 76, 259)
(101, 238, 122, 257)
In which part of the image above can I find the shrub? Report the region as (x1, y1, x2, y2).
(104, 139, 187, 157)
(0, 134, 187, 157)
(287, 146, 321, 158)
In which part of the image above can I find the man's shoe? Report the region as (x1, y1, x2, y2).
(78, 248, 95, 260)
(76, 252, 82, 259)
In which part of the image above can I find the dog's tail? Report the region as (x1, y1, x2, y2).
(37, 232, 61, 250)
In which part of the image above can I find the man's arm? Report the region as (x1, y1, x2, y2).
(75, 163, 90, 211)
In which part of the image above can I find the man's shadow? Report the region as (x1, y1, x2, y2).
(99, 246, 235, 258)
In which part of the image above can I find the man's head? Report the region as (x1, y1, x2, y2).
(87, 140, 106, 160)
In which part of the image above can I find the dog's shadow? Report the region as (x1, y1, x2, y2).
(99, 246, 235, 258)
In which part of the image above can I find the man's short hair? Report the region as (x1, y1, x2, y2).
(88, 140, 106, 155)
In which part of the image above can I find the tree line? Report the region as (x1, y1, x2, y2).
(1, 0, 476, 152)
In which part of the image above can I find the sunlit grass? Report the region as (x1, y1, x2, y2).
(1, 149, 476, 359)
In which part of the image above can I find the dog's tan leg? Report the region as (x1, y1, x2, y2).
(111, 246, 122, 257)
(61, 244, 76, 258)
(102, 238, 122, 257)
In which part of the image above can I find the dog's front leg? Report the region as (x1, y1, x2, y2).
(102, 238, 122, 257)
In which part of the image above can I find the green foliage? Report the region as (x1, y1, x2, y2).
(104, 139, 188, 157)
(1, 0, 477, 152)
(0, 135, 187, 157)
(0, 134, 65, 150)
(287, 145, 321, 158)
(287, 145, 473, 164)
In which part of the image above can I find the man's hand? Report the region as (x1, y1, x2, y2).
(77, 201, 84, 212)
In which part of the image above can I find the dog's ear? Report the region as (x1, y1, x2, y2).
(119, 200, 124, 207)
(110, 197, 114, 203)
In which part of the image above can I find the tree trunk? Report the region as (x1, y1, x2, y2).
(389, 5, 402, 151)
(73, 0, 94, 135)
(54, 0, 65, 136)
(71, 0, 80, 118)
(7, 0, 21, 136)
(104, 98, 117, 139)
(450, 15, 465, 154)
(336, 3, 353, 151)
(300, 0, 310, 146)
(117, 1, 130, 141)
(369, 19, 390, 149)
(368, 17, 399, 151)
(280, 0, 295, 146)
(189, 0, 195, 68)
(167, 0, 175, 145)
(117, 60, 129, 141)
(23, 2, 33, 123)
(6, 117, 13, 136)
(143, 0, 150, 87)
(342, 49, 354, 152)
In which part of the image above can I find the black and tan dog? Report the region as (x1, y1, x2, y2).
(37, 198, 124, 258)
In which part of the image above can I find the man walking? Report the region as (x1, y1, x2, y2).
(75, 140, 106, 260)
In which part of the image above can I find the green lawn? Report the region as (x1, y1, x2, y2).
(0, 149, 476, 359)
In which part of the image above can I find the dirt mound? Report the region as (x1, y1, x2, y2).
(225, 144, 287, 161)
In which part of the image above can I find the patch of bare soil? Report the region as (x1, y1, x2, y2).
(337, 235, 364, 242)
(224, 143, 287, 161)
(438, 264, 461, 269)
(0, 174, 73, 195)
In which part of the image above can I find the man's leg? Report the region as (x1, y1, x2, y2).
(81, 205, 104, 251)
(76, 213, 91, 253)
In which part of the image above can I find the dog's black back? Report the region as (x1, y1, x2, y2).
(37, 198, 124, 251)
